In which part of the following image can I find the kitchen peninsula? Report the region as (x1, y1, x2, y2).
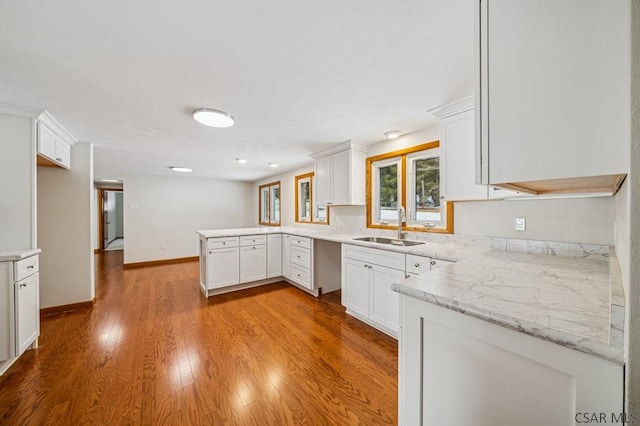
(198, 226, 625, 424)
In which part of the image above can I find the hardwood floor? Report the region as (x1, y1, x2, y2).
(0, 251, 398, 425)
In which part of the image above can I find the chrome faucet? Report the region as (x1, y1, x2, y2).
(398, 206, 407, 240)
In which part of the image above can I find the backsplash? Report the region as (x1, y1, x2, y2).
(327, 205, 610, 261)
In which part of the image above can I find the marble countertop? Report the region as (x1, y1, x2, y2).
(392, 250, 624, 364)
(197, 226, 623, 363)
(0, 248, 41, 261)
(196, 227, 484, 262)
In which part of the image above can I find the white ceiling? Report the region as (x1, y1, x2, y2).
(0, 0, 473, 182)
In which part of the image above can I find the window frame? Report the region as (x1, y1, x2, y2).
(258, 181, 281, 226)
(366, 141, 453, 234)
(294, 172, 329, 225)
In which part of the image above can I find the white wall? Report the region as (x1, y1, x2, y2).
(37, 142, 95, 307)
(366, 126, 440, 157)
(122, 173, 254, 264)
(0, 114, 35, 251)
(626, 0, 640, 412)
(456, 196, 614, 245)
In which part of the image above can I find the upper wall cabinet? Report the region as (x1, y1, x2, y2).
(432, 98, 487, 202)
(36, 113, 75, 170)
(432, 97, 529, 201)
(310, 141, 366, 206)
(475, 0, 629, 195)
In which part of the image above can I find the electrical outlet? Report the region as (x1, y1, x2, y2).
(514, 217, 526, 232)
(128, 203, 139, 210)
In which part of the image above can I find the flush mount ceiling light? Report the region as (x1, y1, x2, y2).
(169, 166, 193, 173)
(268, 163, 278, 168)
(100, 179, 120, 183)
(192, 108, 235, 128)
(385, 130, 402, 139)
(236, 158, 248, 164)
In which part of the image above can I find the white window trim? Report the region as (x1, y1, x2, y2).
(372, 156, 401, 225)
(405, 148, 445, 228)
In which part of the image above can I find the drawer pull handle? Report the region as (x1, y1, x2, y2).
(414, 263, 420, 268)
(222, 242, 226, 245)
(27, 265, 34, 269)
(20, 283, 27, 288)
(56, 157, 62, 161)
(363, 264, 368, 268)
(430, 260, 436, 266)
(297, 255, 300, 258)
(406, 274, 411, 279)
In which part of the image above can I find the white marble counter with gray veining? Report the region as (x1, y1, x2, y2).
(392, 250, 625, 364)
(0, 248, 41, 262)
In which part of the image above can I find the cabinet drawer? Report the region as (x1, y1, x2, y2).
(289, 264, 311, 289)
(290, 246, 311, 268)
(343, 244, 405, 271)
(406, 254, 431, 275)
(289, 236, 311, 249)
(240, 235, 266, 246)
(15, 255, 39, 281)
(207, 237, 239, 249)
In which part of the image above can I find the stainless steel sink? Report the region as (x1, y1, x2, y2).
(353, 236, 425, 247)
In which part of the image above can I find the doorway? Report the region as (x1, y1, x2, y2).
(98, 189, 124, 252)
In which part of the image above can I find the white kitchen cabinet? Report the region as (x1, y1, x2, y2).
(205, 237, 240, 290)
(15, 273, 39, 355)
(475, 0, 629, 195)
(432, 99, 488, 201)
(240, 245, 267, 283)
(311, 142, 366, 206)
(370, 264, 403, 335)
(287, 236, 314, 291)
(342, 244, 405, 337)
(239, 235, 266, 283)
(282, 234, 291, 279)
(399, 295, 623, 426)
(1, 252, 40, 375)
(37, 121, 71, 169)
(342, 257, 371, 319)
(267, 234, 282, 278)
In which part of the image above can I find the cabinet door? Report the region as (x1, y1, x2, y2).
(330, 149, 350, 204)
(480, 0, 628, 185)
(370, 264, 403, 335)
(37, 123, 57, 160)
(240, 245, 267, 283)
(55, 140, 71, 169)
(441, 110, 487, 201)
(282, 235, 290, 279)
(206, 247, 240, 289)
(314, 155, 332, 205)
(15, 273, 39, 356)
(267, 234, 282, 278)
(342, 257, 370, 318)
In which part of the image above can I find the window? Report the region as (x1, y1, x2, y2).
(295, 172, 328, 224)
(259, 181, 280, 226)
(367, 141, 453, 233)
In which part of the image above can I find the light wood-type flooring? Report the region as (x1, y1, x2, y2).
(0, 251, 398, 425)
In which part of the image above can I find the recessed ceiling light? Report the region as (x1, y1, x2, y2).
(268, 163, 278, 168)
(192, 108, 235, 128)
(169, 166, 193, 173)
(385, 130, 402, 139)
(236, 158, 248, 164)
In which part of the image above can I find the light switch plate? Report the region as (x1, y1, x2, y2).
(514, 217, 526, 232)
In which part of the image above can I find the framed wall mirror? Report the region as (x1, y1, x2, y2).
(259, 181, 280, 226)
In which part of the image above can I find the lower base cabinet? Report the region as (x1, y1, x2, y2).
(240, 245, 267, 283)
(206, 246, 240, 289)
(399, 295, 624, 426)
(1, 254, 40, 372)
(342, 245, 405, 337)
